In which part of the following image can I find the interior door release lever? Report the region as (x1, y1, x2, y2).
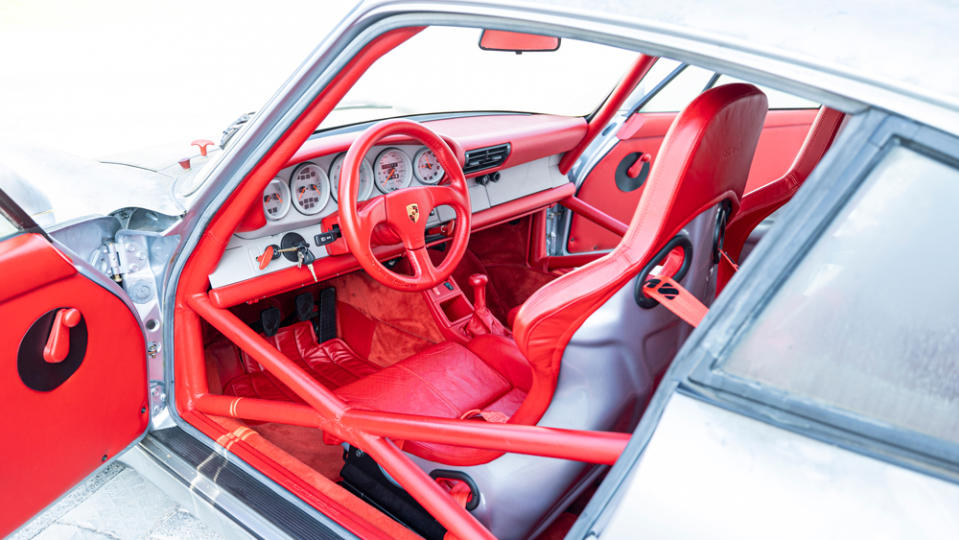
(43, 308, 82, 364)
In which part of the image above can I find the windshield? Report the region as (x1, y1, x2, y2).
(320, 26, 638, 129)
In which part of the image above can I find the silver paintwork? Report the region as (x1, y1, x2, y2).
(407, 206, 720, 539)
(114, 230, 179, 383)
(0, 142, 183, 226)
(599, 393, 959, 539)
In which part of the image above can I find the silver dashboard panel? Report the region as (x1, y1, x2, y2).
(208, 153, 565, 288)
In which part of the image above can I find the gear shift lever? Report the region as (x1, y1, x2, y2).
(469, 274, 489, 313)
(466, 273, 507, 337)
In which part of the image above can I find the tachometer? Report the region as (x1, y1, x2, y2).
(262, 178, 291, 221)
(329, 154, 374, 201)
(413, 148, 445, 184)
(289, 162, 330, 215)
(374, 148, 412, 193)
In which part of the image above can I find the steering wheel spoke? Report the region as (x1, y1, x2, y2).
(356, 195, 387, 240)
(426, 185, 470, 215)
(406, 246, 439, 283)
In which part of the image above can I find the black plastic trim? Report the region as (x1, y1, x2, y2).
(614, 152, 649, 192)
(429, 469, 481, 511)
(463, 143, 511, 174)
(633, 234, 693, 308)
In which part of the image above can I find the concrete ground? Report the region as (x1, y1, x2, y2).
(10, 463, 223, 540)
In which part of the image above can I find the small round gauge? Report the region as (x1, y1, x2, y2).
(262, 178, 291, 221)
(289, 162, 331, 215)
(373, 147, 413, 193)
(413, 148, 445, 185)
(329, 154, 374, 201)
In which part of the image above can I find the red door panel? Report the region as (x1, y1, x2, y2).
(0, 233, 148, 537)
(567, 108, 818, 253)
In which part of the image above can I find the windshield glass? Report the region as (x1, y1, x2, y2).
(321, 26, 638, 129)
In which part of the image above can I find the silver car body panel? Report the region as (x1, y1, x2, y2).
(599, 393, 959, 539)
(0, 142, 183, 226)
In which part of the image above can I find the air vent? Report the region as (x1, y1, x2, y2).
(463, 143, 511, 174)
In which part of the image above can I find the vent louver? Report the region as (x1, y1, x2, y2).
(463, 143, 511, 174)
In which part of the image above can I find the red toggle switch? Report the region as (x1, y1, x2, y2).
(257, 245, 275, 270)
(191, 139, 215, 157)
(43, 308, 82, 364)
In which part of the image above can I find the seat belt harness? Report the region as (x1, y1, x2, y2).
(641, 275, 708, 327)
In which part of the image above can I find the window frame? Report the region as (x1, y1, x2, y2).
(681, 109, 959, 477)
(0, 187, 39, 241)
(634, 63, 820, 113)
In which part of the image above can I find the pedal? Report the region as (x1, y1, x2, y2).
(316, 287, 337, 343)
(260, 307, 282, 337)
(295, 293, 315, 322)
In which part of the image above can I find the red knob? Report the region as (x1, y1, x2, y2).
(468, 274, 488, 312)
(191, 139, 215, 157)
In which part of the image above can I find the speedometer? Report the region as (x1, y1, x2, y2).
(262, 178, 291, 221)
(374, 148, 413, 193)
(289, 162, 330, 215)
(329, 154, 374, 201)
(413, 148, 445, 184)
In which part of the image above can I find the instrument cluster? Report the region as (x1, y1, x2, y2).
(240, 144, 446, 240)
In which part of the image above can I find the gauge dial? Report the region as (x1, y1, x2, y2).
(329, 154, 374, 201)
(413, 148, 445, 184)
(374, 148, 413, 193)
(289, 162, 330, 215)
(262, 178, 291, 221)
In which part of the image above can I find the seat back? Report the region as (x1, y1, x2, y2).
(510, 83, 769, 426)
(718, 106, 844, 290)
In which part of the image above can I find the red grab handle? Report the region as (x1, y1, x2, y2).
(43, 308, 82, 364)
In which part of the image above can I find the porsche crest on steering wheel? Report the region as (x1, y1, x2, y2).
(406, 203, 420, 223)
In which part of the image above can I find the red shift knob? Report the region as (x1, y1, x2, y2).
(468, 273, 489, 311)
(468, 273, 488, 288)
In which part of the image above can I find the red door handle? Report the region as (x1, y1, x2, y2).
(43, 308, 82, 364)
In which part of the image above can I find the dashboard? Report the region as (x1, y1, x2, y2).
(208, 115, 584, 290)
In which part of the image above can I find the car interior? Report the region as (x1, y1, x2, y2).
(172, 24, 845, 540)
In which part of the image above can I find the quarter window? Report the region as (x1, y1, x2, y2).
(0, 215, 15, 239)
(711, 74, 818, 109)
(639, 70, 818, 112)
(639, 65, 715, 113)
(722, 144, 959, 446)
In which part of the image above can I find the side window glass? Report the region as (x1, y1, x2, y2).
(638, 65, 715, 113)
(722, 145, 959, 446)
(0, 215, 16, 239)
(711, 74, 818, 109)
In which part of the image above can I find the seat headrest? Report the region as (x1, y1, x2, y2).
(621, 83, 768, 258)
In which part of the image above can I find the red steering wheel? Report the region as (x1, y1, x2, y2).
(339, 119, 471, 291)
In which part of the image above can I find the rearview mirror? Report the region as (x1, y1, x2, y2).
(479, 29, 560, 53)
